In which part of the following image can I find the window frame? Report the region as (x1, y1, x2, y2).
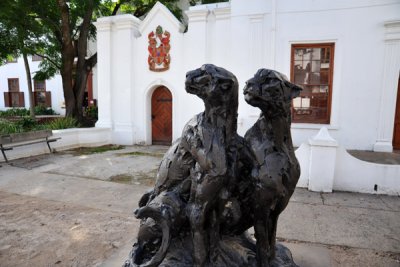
(290, 43, 335, 124)
(8, 78, 20, 92)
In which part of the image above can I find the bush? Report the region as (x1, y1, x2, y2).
(0, 119, 23, 134)
(34, 105, 58, 115)
(0, 106, 58, 117)
(14, 116, 39, 132)
(46, 117, 79, 130)
(85, 106, 98, 120)
(0, 108, 29, 117)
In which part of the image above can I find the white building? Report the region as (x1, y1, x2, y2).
(94, 0, 400, 152)
(0, 40, 98, 115)
(0, 56, 66, 115)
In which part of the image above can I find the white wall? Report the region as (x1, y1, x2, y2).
(295, 127, 400, 196)
(0, 57, 65, 115)
(95, 0, 400, 150)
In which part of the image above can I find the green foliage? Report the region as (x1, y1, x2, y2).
(85, 106, 98, 120)
(34, 105, 58, 115)
(0, 119, 23, 134)
(15, 116, 37, 131)
(0, 106, 58, 117)
(72, 145, 124, 155)
(46, 117, 79, 130)
(2, 0, 184, 120)
(0, 0, 47, 63)
(189, 0, 228, 5)
(0, 108, 30, 117)
(96, 0, 183, 20)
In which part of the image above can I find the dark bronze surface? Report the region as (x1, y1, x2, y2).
(124, 65, 301, 267)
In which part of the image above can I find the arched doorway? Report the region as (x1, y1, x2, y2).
(151, 86, 172, 145)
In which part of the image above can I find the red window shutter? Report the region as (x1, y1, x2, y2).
(45, 91, 52, 107)
(4, 92, 10, 107)
(18, 92, 25, 107)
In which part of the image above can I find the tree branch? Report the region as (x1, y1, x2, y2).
(34, 53, 61, 69)
(112, 0, 130, 16)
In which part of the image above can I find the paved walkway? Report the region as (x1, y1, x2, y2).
(0, 146, 399, 266)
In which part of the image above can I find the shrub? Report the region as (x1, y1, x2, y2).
(0, 119, 23, 134)
(46, 116, 79, 130)
(85, 106, 98, 120)
(34, 105, 58, 115)
(15, 116, 38, 131)
(0, 108, 29, 117)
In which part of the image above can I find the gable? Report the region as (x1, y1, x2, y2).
(139, 1, 185, 35)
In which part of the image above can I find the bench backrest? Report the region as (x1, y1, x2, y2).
(0, 130, 52, 145)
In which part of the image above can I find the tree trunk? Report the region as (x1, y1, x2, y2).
(72, 0, 95, 123)
(57, 0, 77, 119)
(22, 52, 35, 119)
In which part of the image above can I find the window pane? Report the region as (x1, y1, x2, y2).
(309, 72, 320, 84)
(321, 47, 331, 62)
(34, 80, 46, 92)
(320, 70, 329, 84)
(311, 60, 321, 73)
(294, 49, 304, 61)
(293, 63, 307, 84)
(311, 48, 321, 60)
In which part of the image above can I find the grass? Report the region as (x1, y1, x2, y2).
(109, 174, 133, 184)
(117, 151, 163, 158)
(109, 170, 157, 186)
(71, 145, 125, 155)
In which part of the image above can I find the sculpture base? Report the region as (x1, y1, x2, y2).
(124, 233, 298, 267)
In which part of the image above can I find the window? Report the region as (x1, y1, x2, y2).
(8, 78, 20, 92)
(4, 78, 24, 107)
(291, 43, 335, 124)
(33, 80, 51, 107)
(32, 55, 43, 61)
(34, 80, 46, 91)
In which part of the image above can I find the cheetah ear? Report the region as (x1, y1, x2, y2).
(290, 85, 302, 100)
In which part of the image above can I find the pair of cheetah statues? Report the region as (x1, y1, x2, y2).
(124, 65, 302, 267)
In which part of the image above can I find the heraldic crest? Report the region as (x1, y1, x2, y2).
(148, 25, 171, 72)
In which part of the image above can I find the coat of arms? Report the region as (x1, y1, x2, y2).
(148, 25, 171, 72)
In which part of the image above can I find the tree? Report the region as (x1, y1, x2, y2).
(2, 1, 223, 122)
(0, 0, 46, 118)
(25, 0, 183, 122)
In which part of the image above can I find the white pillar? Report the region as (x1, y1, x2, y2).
(94, 18, 113, 128)
(249, 14, 265, 71)
(213, 6, 231, 67)
(111, 15, 140, 145)
(373, 21, 400, 152)
(184, 7, 209, 70)
(308, 127, 338, 192)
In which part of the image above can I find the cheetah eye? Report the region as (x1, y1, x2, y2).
(220, 83, 230, 90)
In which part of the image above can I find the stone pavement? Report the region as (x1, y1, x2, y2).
(0, 145, 399, 266)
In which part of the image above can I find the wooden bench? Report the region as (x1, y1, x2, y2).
(0, 130, 61, 162)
